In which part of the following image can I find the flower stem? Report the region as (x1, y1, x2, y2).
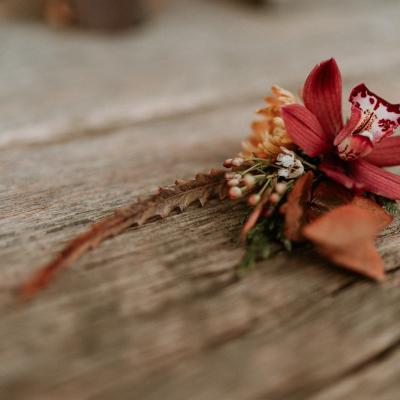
(240, 162, 262, 175)
(295, 155, 317, 170)
(259, 177, 272, 196)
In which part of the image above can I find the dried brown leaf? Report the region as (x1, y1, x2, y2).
(241, 196, 267, 241)
(240, 178, 277, 242)
(308, 180, 354, 220)
(303, 203, 393, 281)
(19, 170, 227, 299)
(283, 171, 314, 241)
(351, 196, 393, 231)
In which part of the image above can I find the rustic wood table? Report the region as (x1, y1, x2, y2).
(1, 0, 400, 398)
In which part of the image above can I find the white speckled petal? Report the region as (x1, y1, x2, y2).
(349, 83, 400, 144)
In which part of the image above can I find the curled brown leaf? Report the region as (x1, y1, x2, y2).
(303, 203, 392, 281)
(308, 180, 354, 220)
(350, 196, 393, 231)
(283, 171, 314, 241)
(240, 185, 274, 242)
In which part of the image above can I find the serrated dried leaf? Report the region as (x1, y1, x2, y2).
(199, 190, 211, 207)
(19, 170, 227, 299)
(303, 202, 392, 281)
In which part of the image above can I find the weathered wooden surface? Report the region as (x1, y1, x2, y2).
(1, 0, 400, 399)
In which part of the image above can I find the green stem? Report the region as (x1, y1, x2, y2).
(248, 157, 272, 164)
(240, 162, 262, 175)
(259, 177, 272, 196)
(295, 155, 317, 170)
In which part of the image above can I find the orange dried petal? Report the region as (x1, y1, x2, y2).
(351, 196, 393, 231)
(303, 204, 392, 281)
(308, 180, 354, 220)
(283, 171, 314, 241)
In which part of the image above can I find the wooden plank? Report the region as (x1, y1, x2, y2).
(1, 1, 400, 398)
(0, 96, 400, 399)
(86, 271, 400, 400)
(310, 347, 400, 400)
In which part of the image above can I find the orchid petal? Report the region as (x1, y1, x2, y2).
(335, 106, 375, 160)
(282, 104, 332, 157)
(337, 135, 374, 161)
(335, 85, 400, 161)
(319, 160, 364, 191)
(350, 159, 400, 200)
(308, 180, 354, 221)
(347, 84, 400, 144)
(334, 106, 362, 145)
(303, 58, 343, 138)
(363, 136, 400, 166)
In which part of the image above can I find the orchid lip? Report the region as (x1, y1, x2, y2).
(334, 84, 400, 163)
(345, 83, 400, 145)
(336, 135, 373, 161)
(358, 131, 374, 141)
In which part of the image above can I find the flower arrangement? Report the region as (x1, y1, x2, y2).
(20, 58, 400, 298)
(225, 58, 399, 280)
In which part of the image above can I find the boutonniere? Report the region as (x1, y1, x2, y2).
(20, 58, 400, 298)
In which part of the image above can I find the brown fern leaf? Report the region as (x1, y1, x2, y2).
(19, 169, 227, 299)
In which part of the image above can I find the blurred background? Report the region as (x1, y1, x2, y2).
(1, 0, 400, 148)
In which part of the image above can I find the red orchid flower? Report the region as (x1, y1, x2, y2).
(282, 58, 400, 200)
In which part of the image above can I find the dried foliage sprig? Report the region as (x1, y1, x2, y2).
(20, 170, 227, 298)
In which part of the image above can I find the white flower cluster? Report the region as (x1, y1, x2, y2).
(276, 147, 304, 179)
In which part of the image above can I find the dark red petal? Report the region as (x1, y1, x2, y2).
(334, 106, 362, 146)
(319, 160, 364, 191)
(303, 58, 343, 138)
(309, 180, 354, 220)
(350, 159, 400, 199)
(363, 136, 400, 166)
(282, 104, 332, 157)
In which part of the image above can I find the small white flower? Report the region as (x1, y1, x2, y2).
(243, 174, 256, 188)
(275, 182, 287, 194)
(228, 179, 240, 187)
(277, 168, 290, 178)
(229, 186, 243, 199)
(277, 155, 293, 168)
(276, 147, 304, 179)
(276, 147, 295, 167)
(248, 194, 260, 206)
(232, 157, 244, 167)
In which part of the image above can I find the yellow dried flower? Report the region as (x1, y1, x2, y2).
(241, 85, 296, 159)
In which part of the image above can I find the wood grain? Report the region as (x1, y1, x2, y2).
(1, 0, 400, 398)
